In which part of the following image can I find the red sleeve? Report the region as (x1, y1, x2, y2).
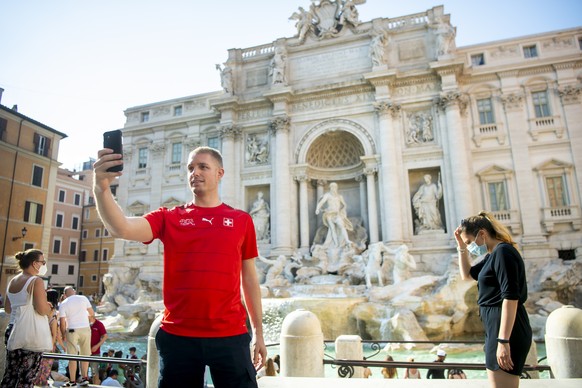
(241, 212, 258, 260)
(143, 207, 167, 244)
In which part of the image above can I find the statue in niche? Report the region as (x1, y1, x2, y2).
(270, 47, 287, 85)
(289, 4, 316, 41)
(315, 182, 353, 249)
(249, 191, 270, 241)
(215, 63, 234, 95)
(247, 135, 269, 164)
(431, 16, 456, 56)
(412, 173, 444, 233)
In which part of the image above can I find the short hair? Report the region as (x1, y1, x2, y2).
(129, 347, 136, 352)
(190, 146, 223, 168)
(108, 369, 119, 377)
(64, 286, 76, 296)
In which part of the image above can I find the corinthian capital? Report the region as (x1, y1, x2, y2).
(374, 100, 401, 118)
(269, 115, 290, 133)
(220, 124, 241, 139)
(437, 91, 468, 113)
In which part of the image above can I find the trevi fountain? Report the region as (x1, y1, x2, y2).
(96, 0, 581, 349)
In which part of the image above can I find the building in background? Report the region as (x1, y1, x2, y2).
(78, 160, 117, 298)
(0, 97, 67, 292)
(48, 167, 92, 292)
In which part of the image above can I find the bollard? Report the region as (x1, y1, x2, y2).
(146, 314, 163, 388)
(335, 335, 363, 378)
(280, 309, 324, 377)
(545, 305, 582, 378)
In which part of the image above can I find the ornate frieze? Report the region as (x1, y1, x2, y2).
(220, 124, 241, 139)
(542, 36, 575, 50)
(269, 116, 290, 133)
(490, 44, 520, 58)
(184, 100, 207, 111)
(374, 100, 401, 118)
(150, 143, 166, 154)
(558, 85, 581, 105)
(184, 138, 201, 150)
(500, 93, 524, 111)
(152, 106, 171, 117)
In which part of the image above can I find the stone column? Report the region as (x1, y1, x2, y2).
(438, 91, 475, 223)
(270, 116, 292, 254)
(374, 101, 405, 243)
(362, 163, 379, 244)
(499, 88, 544, 243)
(356, 175, 368, 231)
(219, 124, 240, 207)
(295, 174, 310, 251)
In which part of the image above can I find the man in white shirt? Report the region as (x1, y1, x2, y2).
(101, 369, 123, 387)
(59, 286, 94, 386)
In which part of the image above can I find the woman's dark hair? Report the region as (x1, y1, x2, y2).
(14, 249, 43, 270)
(460, 211, 517, 248)
(46, 289, 59, 308)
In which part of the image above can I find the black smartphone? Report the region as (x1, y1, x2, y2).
(103, 129, 123, 172)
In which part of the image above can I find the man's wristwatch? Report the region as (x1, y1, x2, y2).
(497, 338, 510, 344)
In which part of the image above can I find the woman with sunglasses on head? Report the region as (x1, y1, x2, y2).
(1, 249, 52, 388)
(454, 212, 532, 388)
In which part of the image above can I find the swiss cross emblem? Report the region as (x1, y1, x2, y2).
(223, 218, 234, 227)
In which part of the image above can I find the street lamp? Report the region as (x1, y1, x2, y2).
(12, 227, 27, 241)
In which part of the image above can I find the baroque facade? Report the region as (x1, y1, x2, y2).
(115, 4, 582, 289)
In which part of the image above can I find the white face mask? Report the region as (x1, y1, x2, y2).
(467, 232, 488, 256)
(36, 262, 48, 276)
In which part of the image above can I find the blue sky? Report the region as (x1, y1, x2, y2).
(1, 0, 580, 170)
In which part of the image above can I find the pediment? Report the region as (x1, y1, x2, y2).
(533, 159, 572, 172)
(476, 164, 513, 178)
(162, 197, 182, 209)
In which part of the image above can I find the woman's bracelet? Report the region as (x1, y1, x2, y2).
(497, 338, 510, 344)
(456, 247, 467, 253)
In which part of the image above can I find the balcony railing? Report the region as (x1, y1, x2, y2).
(542, 205, 581, 232)
(528, 115, 564, 140)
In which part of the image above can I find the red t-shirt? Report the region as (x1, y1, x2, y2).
(90, 319, 107, 355)
(144, 202, 258, 338)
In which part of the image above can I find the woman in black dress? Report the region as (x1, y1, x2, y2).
(454, 211, 532, 388)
